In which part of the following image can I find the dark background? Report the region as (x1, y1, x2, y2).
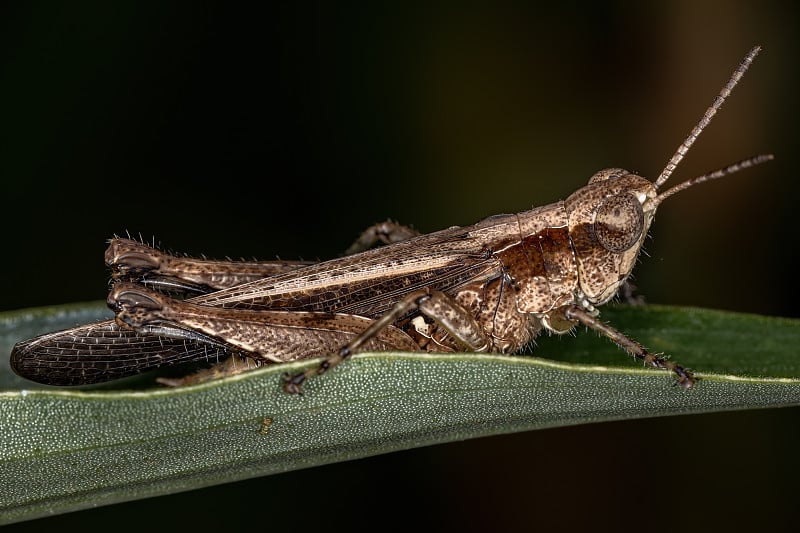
(2, 2, 799, 531)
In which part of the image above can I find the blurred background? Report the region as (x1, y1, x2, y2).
(2, 1, 798, 531)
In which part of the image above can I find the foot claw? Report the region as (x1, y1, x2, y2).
(673, 367, 696, 389)
(282, 371, 306, 395)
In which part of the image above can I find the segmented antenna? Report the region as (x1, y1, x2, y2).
(654, 46, 761, 189)
(654, 154, 773, 205)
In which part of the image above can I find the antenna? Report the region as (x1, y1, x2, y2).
(653, 154, 773, 206)
(654, 46, 761, 189)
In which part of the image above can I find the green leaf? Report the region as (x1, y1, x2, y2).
(1, 302, 799, 524)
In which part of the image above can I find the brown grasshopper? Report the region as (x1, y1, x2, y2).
(10, 46, 772, 393)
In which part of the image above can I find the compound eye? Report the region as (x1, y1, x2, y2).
(594, 193, 644, 252)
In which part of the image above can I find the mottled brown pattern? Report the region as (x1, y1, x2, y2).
(111, 283, 420, 363)
(106, 238, 312, 292)
(403, 272, 535, 354)
(497, 226, 577, 314)
(197, 228, 498, 313)
(12, 47, 766, 390)
(12, 178, 663, 385)
(565, 173, 657, 304)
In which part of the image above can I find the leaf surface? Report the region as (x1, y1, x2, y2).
(1, 302, 798, 523)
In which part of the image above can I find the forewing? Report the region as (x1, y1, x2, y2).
(10, 320, 230, 386)
(195, 227, 503, 317)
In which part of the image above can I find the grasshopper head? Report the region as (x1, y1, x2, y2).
(565, 154, 773, 306)
(558, 46, 773, 307)
(565, 169, 658, 305)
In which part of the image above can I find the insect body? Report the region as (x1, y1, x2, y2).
(10, 47, 772, 393)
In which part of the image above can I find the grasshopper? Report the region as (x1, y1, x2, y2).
(11, 46, 772, 393)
